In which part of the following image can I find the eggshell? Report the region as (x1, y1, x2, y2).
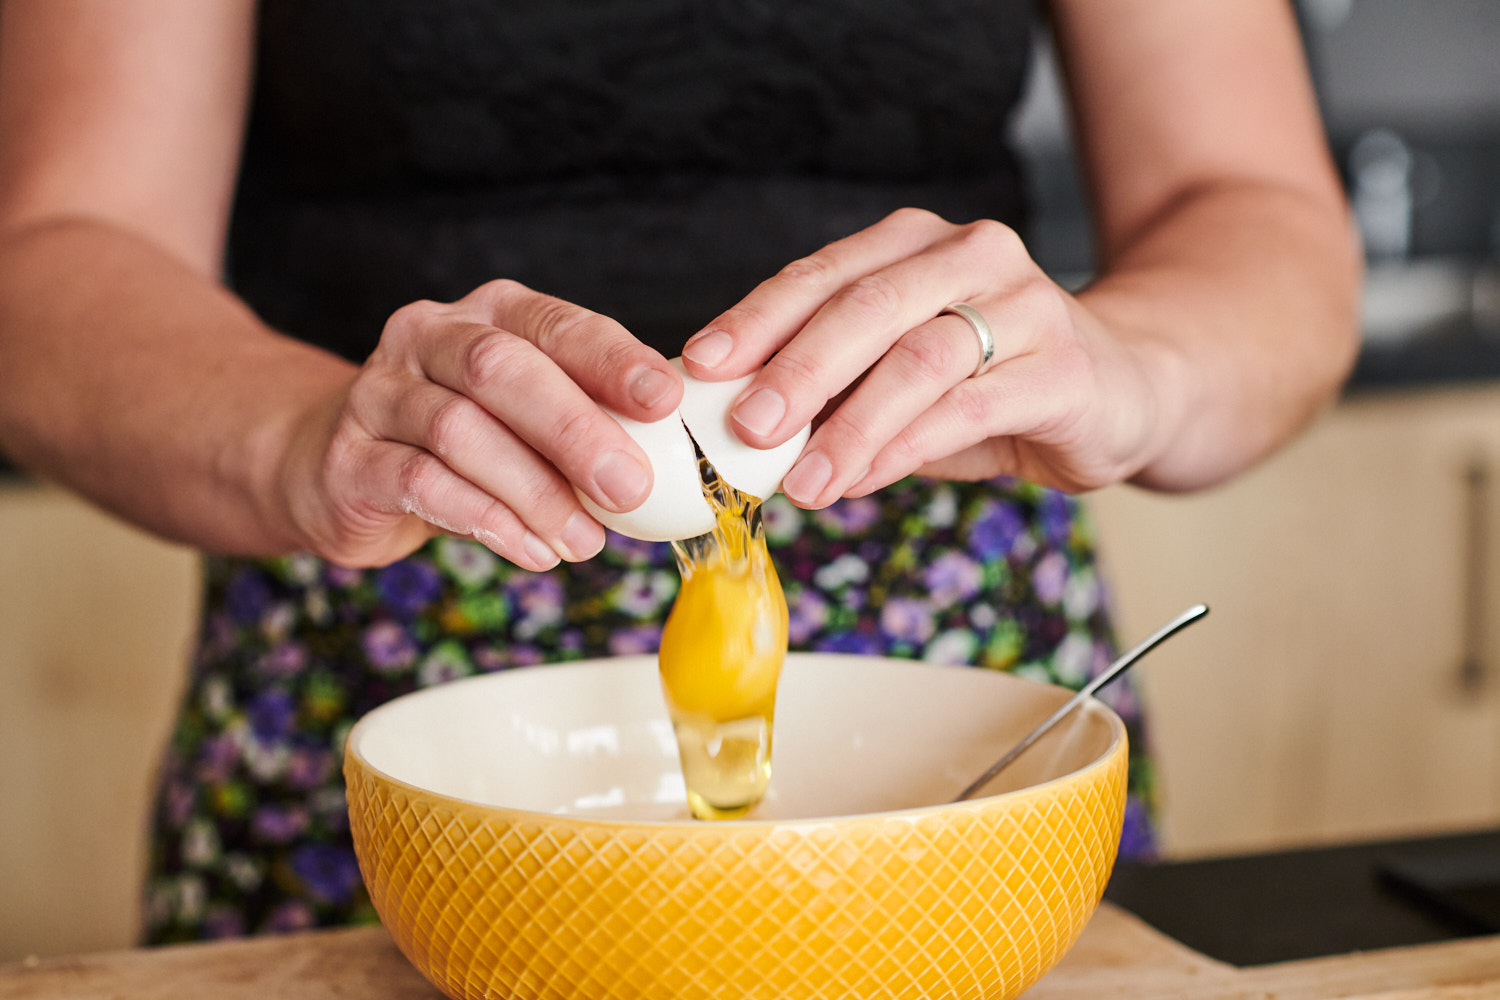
(577, 358, 812, 542)
(575, 405, 716, 542)
(673, 358, 812, 502)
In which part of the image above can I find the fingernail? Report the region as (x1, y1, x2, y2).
(594, 449, 651, 509)
(782, 452, 833, 504)
(629, 368, 674, 409)
(731, 387, 786, 438)
(682, 330, 733, 368)
(561, 511, 606, 560)
(846, 464, 874, 495)
(522, 531, 561, 569)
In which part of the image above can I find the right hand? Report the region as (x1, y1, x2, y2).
(276, 279, 684, 570)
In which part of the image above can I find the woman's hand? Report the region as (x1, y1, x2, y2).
(679, 207, 1172, 507)
(277, 280, 685, 570)
(680, 0, 1362, 505)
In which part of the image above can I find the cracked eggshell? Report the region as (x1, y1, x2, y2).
(577, 358, 811, 542)
(575, 404, 715, 543)
(672, 358, 812, 502)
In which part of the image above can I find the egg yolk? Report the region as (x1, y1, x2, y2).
(658, 458, 788, 820)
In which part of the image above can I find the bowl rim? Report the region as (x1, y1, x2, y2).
(344, 652, 1128, 830)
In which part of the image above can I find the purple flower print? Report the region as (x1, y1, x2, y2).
(164, 781, 196, 828)
(194, 733, 241, 785)
(255, 641, 307, 678)
(760, 495, 800, 544)
(1063, 569, 1101, 621)
(614, 570, 676, 617)
(361, 621, 417, 674)
(880, 597, 937, 645)
(418, 641, 474, 688)
(259, 901, 316, 935)
(248, 689, 296, 743)
(608, 624, 662, 656)
(968, 502, 1025, 559)
(435, 537, 497, 587)
(285, 745, 333, 791)
(511, 573, 565, 628)
(474, 644, 543, 672)
(604, 530, 668, 564)
(1119, 796, 1158, 861)
(1097, 677, 1140, 721)
(813, 630, 886, 656)
(812, 553, 869, 592)
(323, 564, 364, 589)
(1033, 551, 1069, 607)
(787, 588, 830, 645)
(201, 611, 237, 660)
(375, 560, 442, 618)
(815, 497, 881, 536)
(225, 569, 271, 626)
(290, 843, 364, 905)
(1051, 632, 1093, 687)
(1039, 490, 1074, 547)
(201, 905, 247, 940)
(923, 550, 984, 605)
(251, 804, 309, 844)
(922, 628, 979, 665)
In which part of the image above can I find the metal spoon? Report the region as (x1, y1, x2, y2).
(952, 603, 1210, 803)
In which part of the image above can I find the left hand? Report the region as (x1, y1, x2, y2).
(679, 207, 1171, 507)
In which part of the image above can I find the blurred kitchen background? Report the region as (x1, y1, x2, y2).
(3, 0, 1500, 963)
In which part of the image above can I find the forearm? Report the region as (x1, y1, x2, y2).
(1079, 177, 1362, 492)
(0, 217, 355, 553)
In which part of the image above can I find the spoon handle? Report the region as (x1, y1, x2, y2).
(952, 603, 1209, 803)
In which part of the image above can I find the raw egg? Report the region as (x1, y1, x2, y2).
(576, 359, 811, 819)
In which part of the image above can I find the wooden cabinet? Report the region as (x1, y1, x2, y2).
(0, 483, 199, 961)
(1089, 385, 1500, 859)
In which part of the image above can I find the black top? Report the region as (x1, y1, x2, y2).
(229, 0, 1036, 361)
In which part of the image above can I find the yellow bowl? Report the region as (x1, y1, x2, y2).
(345, 653, 1127, 1000)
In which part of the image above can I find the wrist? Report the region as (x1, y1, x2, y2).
(1068, 286, 1207, 491)
(237, 345, 359, 556)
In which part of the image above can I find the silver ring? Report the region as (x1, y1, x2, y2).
(941, 302, 994, 378)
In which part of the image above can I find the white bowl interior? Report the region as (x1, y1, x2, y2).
(349, 653, 1122, 822)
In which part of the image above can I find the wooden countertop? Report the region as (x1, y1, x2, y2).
(4, 904, 1499, 1000)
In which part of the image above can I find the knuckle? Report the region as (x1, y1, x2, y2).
(547, 404, 604, 454)
(713, 300, 773, 339)
(423, 393, 477, 457)
(478, 277, 525, 301)
(951, 382, 994, 427)
(383, 299, 442, 340)
(777, 253, 838, 290)
(1023, 277, 1071, 331)
(820, 413, 875, 456)
(963, 218, 1024, 258)
(395, 449, 443, 502)
(595, 337, 650, 393)
(886, 205, 945, 231)
(891, 325, 960, 382)
(837, 272, 903, 319)
(886, 424, 929, 468)
(527, 296, 595, 355)
(767, 346, 823, 393)
(518, 472, 564, 519)
(461, 330, 527, 390)
(463, 278, 528, 315)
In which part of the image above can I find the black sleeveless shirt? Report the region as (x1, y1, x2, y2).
(229, 0, 1037, 360)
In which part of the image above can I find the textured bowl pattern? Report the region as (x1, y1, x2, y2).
(346, 725, 1126, 1000)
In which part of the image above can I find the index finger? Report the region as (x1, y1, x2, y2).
(471, 279, 684, 422)
(680, 207, 953, 382)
